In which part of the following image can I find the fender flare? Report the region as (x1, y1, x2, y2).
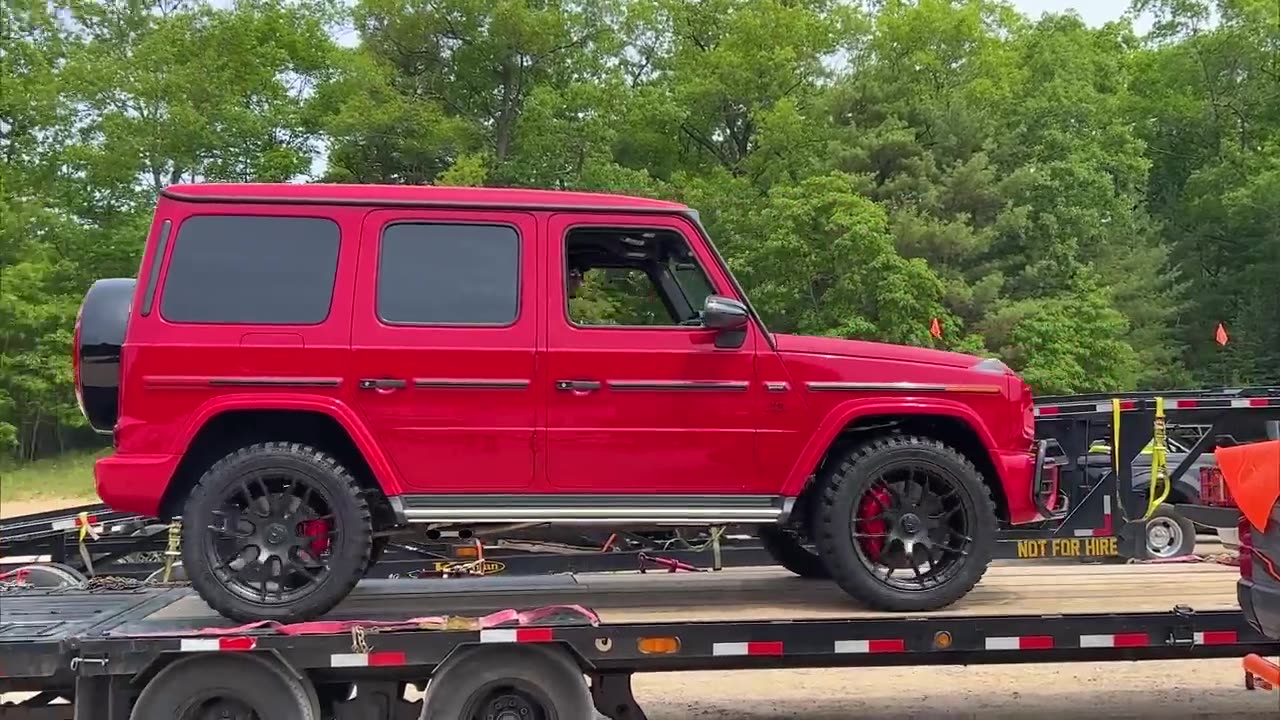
(174, 393, 404, 495)
(779, 397, 1000, 497)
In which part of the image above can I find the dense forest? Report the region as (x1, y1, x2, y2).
(1, 0, 1277, 460)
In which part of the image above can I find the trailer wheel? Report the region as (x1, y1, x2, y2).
(420, 645, 591, 720)
(182, 442, 372, 623)
(758, 526, 828, 578)
(813, 435, 997, 612)
(1142, 505, 1197, 559)
(0, 562, 87, 589)
(130, 653, 319, 720)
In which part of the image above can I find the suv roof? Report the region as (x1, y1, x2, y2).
(162, 183, 689, 213)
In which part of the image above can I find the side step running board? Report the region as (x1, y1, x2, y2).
(390, 494, 793, 525)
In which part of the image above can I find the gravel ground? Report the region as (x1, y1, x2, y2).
(627, 658, 1280, 718)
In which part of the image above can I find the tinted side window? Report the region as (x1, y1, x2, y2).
(160, 215, 340, 324)
(377, 223, 520, 326)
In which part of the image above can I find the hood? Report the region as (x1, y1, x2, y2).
(773, 333, 984, 369)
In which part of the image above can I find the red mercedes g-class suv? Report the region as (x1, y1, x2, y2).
(75, 183, 1049, 622)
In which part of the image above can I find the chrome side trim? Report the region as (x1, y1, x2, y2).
(144, 375, 342, 389)
(607, 380, 750, 392)
(778, 496, 798, 523)
(805, 381, 1002, 394)
(414, 378, 531, 389)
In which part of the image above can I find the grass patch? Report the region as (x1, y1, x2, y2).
(0, 449, 105, 504)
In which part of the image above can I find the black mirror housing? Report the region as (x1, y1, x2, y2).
(702, 295, 749, 330)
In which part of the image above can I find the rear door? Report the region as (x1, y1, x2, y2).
(350, 209, 539, 493)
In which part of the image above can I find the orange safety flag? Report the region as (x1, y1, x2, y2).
(1215, 440, 1280, 531)
(1215, 322, 1229, 346)
(930, 318, 942, 339)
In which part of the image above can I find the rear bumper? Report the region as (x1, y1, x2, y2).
(1239, 579, 1280, 640)
(95, 453, 179, 518)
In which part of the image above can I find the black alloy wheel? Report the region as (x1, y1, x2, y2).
(204, 468, 339, 606)
(850, 464, 974, 592)
(812, 435, 996, 612)
(182, 442, 372, 623)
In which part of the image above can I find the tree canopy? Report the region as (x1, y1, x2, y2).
(2, 0, 1276, 459)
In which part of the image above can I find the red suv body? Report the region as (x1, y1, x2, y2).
(76, 183, 1047, 622)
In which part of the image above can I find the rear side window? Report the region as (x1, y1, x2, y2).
(377, 223, 520, 326)
(160, 215, 340, 324)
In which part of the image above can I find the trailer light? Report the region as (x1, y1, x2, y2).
(932, 631, 953, 650)
(453, 545, 479, 558)
(637, 636, 681, 654)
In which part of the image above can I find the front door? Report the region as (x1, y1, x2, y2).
(350, 209, 539, 492)
(543, 213, 759, 494)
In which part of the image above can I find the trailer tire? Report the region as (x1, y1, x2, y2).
(758, 526, 828, 578)
(813, 435, 997, 612)
(129, 653, 319, 720)
(182, 442, 372, 623)
(1142, 505, 1197, 559)
(420, 645, 590, 720)
(0, 563, 87, 589)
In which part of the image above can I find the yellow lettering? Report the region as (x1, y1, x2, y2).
(1078, 537, 1119, 556)
(1052, 539, 1082, 557)
(1017, 539, 1051, 558)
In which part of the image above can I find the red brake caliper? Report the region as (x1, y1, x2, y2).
(298, 519, 331, 556)
(857, 487, 892, 560)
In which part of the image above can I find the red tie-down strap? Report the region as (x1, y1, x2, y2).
(119, 604, 600, 639)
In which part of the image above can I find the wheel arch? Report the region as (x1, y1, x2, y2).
(783, 400, 1008, 521)
(159, 397, 401, 523)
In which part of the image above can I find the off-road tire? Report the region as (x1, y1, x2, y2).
(758, 526, 829, 579)
(812, 435, 997, 612)
(130, 652, 320, 720)
(182, 442, 372, 623)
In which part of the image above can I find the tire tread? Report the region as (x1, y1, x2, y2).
(813, 434, 997, 612)
(183, 442, 372, 623)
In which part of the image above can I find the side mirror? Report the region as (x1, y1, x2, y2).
(702, 295, 748, 330)
(702, 295, 749, 349)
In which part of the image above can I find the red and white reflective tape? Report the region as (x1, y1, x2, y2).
(1072, 495, 1113, 537)
(178, 636, 257, 652)
(330, 651, 407, 667)
(985, 635, 1054, 651)
(1230, 398, 1275, 408)
(833, 639, 905, 654)
(1194, 631, 1238, 645)
(711, 641, 783, 657)
(479, 628, 555, 644)
(1079, 632, 1148, 648)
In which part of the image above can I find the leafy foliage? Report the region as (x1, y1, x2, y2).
(1, 0, 1276, 460)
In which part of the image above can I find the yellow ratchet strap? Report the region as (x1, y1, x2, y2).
(76, 510, 100, 576)
(1144, 397, 1171, 519)
(163, 517, 183, 583)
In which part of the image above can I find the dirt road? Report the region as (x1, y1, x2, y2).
(629, 658, 1280, 718)
(0, 497, 93, 519)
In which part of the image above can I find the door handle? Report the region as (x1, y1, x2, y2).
(358, 378, 407, 390)
(555, 380, 601, 392)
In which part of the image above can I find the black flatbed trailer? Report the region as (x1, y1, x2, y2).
(1, 563, 1276, 719)
(3, 386, 1280, 718)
